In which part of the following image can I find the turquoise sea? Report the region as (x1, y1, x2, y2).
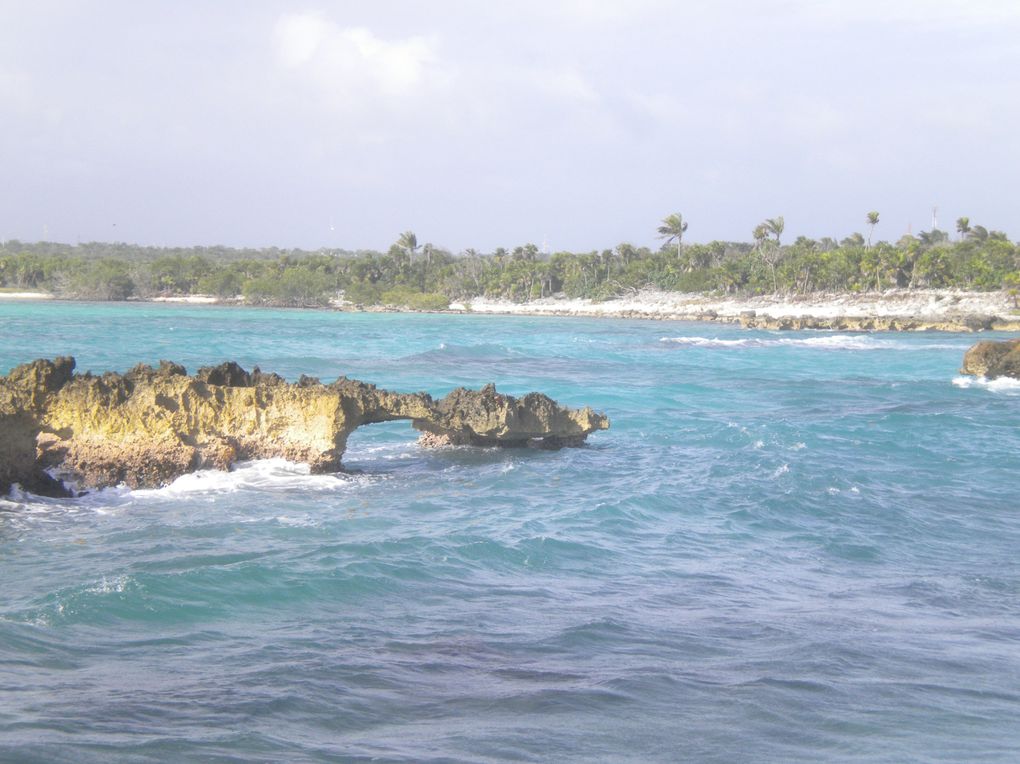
(2, 300, 1019, 763)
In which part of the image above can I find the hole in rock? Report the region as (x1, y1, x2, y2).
(341, 420, 426, 473)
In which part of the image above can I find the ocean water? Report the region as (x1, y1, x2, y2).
(2, 301, 1019, 763)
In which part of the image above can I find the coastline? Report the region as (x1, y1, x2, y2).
(0, 291, 55, 300)
(4, 288, 1020, 332)
(458, 288, 1020, 332)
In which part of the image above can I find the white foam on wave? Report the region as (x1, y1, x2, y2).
(660, 336, 750, 348)
(1, 479, 131, 516)
(84, 575, 133, 595)
(131, 458, 355, 499)
(953, 375, 1020, 393)
(660, 335, 960, 351)
(792, 335, 886, 350)
(1, 459, 377, 517)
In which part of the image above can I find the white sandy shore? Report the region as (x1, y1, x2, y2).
(4, 288, 1017, 326)
(0, 291, 54, 300)
(458, 288, 1017, 322)
(149, 295, 222, 304)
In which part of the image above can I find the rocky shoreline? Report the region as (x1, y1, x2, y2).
(460, 289, 1020, 332)
(0, 358, 609, 497)
(4, 288, 1020, 332)
(736, 313, 1018, 332)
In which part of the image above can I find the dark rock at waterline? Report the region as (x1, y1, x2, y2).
(740, 313, 1006, 332)
(961, 339, 1020, 379)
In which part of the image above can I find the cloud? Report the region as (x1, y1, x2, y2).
(791, 0, 1020, 27)
(274, 13, 327, 68)
(269, 10, 610, 145)
(629, 92, 685, 123)
(273, 13, 445, 108)
(529, 67, 599, 104)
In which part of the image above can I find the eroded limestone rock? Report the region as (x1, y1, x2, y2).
(738, 313, 1009, 333)
(961, 339, 1020, 379)
(0, 358, 609, 495)
(412, 384, 605, 447)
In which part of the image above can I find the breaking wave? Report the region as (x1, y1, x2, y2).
(132, 459, 358, 498)
(660, 334, 960, 351)
(952, 375, 1020, 393)
(1, 459, 361, 513)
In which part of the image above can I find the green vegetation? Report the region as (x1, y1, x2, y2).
(1, 215, 1017, 308)
(380, 287, 450, 311)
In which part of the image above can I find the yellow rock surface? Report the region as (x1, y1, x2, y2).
(1, 358, 609, 495)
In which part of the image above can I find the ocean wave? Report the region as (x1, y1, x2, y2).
(660, 335, 960, 351)
(1, 459, 360, 512)
(952, 375, 1020, 393)
(408, 342, 523, 361)
(7, 574, 142, 627)
(660, 336, 752, 348)
(132, 459, 356, 498)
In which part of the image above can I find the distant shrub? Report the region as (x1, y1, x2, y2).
(244, 269, 332, 306)
(196, 270, 243, 298)
(343, 282, 383, 305)
(69, 259, 135, 300)
(380, 287, 450, 311)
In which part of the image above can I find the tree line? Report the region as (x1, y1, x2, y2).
(1, 213, 1018, 308)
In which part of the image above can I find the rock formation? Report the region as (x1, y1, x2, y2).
(738, 313, 1010, 333)
(0, 358, 609, 496)
(960, 339, 1020, 379)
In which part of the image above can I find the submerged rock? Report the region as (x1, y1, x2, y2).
(961, 339, 1020, 379)
(0, 358, 609, 495)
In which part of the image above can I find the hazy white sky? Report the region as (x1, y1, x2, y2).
(1, 1, 1018, 251)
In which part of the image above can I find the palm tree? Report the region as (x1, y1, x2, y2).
(396, 231, 419, 261)
(967, 225, 989, 242)
(866, 211, 880, 249)
(615, 243, 638, 266)
(754, 218, 784, 293)
(956, 217, 971, 241)
(657, 213, 688, 259)
(918, 229, 949, 247)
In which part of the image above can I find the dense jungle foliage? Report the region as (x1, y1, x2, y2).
(2, 216, 1018, 308)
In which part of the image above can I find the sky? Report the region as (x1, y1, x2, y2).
(1, 1, 1018, 252)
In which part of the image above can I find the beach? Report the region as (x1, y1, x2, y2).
(460, 287, 1015, 320)
(0, 291, 55, 300)
(5, 288, 1020, 331)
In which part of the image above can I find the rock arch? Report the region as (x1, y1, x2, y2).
(1, 358, 609, 495)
